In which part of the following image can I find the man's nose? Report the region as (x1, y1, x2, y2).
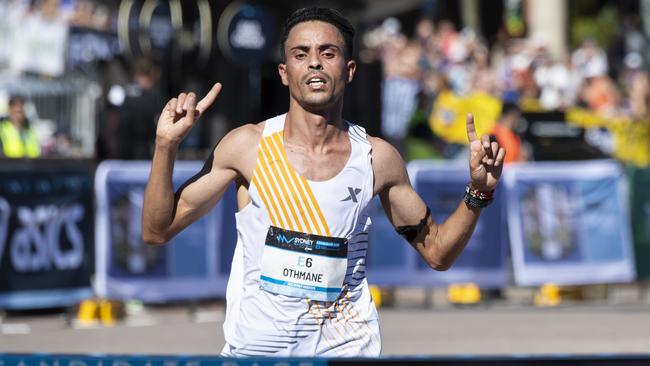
(308, 54, 323, 70)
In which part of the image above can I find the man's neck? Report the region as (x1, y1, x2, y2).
(284, 102, 346, 152)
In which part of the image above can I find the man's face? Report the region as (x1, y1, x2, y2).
(278, 21, 356, 111)
(8, 101, 26, 126)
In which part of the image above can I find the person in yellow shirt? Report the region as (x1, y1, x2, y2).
(0, 96, 41, 158)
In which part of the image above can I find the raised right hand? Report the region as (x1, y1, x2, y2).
(466, 113, 505, 192)
(156, 82, 222, 147)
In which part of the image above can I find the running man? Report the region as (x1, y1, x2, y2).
(142, 7, 505, 357)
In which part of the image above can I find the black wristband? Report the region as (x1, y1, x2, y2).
(463, 184, 493, 208)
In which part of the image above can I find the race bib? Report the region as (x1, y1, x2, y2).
(259, 226, 348, 302)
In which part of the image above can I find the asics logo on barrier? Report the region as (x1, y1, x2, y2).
(341, 187, 362, 203)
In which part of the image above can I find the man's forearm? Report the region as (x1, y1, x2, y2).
(423, 202, 481, 270)
(142, 141, 179, 244)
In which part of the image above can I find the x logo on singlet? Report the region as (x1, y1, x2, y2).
(341, 187, 362, 203)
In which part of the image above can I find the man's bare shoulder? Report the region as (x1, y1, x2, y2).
(211, 121, 265, 175)
(218, 121, 265, 148)
(367, 135, 407, 193)
(368, 135, 404, 167)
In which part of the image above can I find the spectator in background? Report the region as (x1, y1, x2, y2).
(619, 52, 650, 119)
(0, 95, 41, 158)
(491, 103, 526, 164)
(116, 56, 164, 160)
(571, 38, 609, 80)
(534, 56, 579, 110)
(580, 74, 620, 116)
(377, 17, 423, 154)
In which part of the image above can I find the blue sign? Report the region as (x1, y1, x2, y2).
(504, 160, 636, 286)
(366, 161, 508, 288)
(94, 161, 237, 302)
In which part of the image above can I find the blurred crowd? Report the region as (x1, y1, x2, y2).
(0, 1, 649, 164)
(0, 0, 114, 159)
(361, 15, 650, 162)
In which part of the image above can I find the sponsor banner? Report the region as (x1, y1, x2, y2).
(0, 353, 648, 366)
(0, 160, 94, 309)
(366, 161, 508, 288)
(566, 108, 650, 167)
(94, 160, 236, 302)
(67, 26, 121, 71)
(0, 354, 327, 366)
(504, 160, 636, 286)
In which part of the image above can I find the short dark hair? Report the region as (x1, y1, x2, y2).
(501, 102, 521, 118)
(8, 95, 25, 106)
(280, 7, 355, 61)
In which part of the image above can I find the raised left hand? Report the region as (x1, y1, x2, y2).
(465, 113, 505, 191)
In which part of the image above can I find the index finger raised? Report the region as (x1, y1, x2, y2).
(466, 113, 478, 142)
(196, 82, 223, 116)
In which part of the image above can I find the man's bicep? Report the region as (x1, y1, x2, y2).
(372, 137, 428, 228)
(379, 179, 428, 229)
(170, 169, 237, 237)
(170, 124, 257, 232)
(170, 150, 238, 234)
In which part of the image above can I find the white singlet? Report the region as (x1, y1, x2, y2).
(221, 114, 381, 357)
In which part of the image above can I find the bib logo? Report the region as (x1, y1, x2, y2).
(276, 234, 294, 244)
(276, 233, 314, 250)
(0, 197, 85, 272)
(275, 234, 314, 246)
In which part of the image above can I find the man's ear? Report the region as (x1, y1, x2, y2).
(278, 63, 288, 86)
(346, 60, 357, 83)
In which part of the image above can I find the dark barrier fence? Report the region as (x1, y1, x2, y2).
(0, 159, 94, 309)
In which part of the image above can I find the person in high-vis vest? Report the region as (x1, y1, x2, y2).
(0, 96, 41, 158)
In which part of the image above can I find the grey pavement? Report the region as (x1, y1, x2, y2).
(1, 301, 650, 356)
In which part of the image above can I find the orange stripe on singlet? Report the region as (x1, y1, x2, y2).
(258, 138, 296, 230)
(253, 161, 286, 228)
(261, 136, 305, 232)
(266, 133, 317, 234)
(276, 132, 331, 236)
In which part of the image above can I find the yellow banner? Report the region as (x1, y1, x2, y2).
(566, 108, 650, 167)
(429, 91, 501, 144)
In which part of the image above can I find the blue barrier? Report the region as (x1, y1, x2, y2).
(90, 159, 637, 304)
(366, 161, 508, 288)
(94, 161, 237, 302)
(503, 160, 635, 286)
(2, 353, 650, 366)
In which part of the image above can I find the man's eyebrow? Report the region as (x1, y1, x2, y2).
(290, 45, 310, 52)
(318, 43, 342, 51)
(289, 44, 343, 52)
